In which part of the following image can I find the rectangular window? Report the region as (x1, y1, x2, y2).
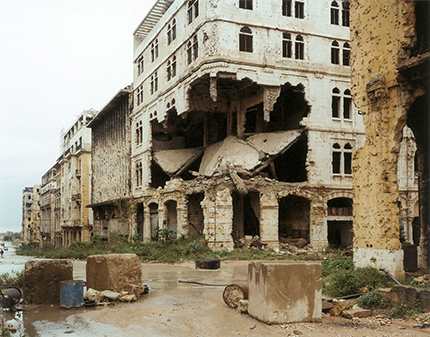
(282, 0, 292, 16)
(331, 8, 339, 25)
(332, 96, 340, 118)
(344, 152, 352, 174)
(332, 151, 341, 174)
(295, 42, 304, 59)
(154, 72, 158, 92)
(295, 1, 304, 19)
(239, 0, 253, 10)
(282, 33, 292, 58)
(188, 0, 199, 24)
(136, 121, 143, 145)
(343, 97, 351, 119)
(136, 85, 143, 106)
(193, 36, 198, 60)
(343, 48, 350, 66)
(187, 42, 193, 64)
(342, 2, 350, 27)
(167, 19, 176, 45)
(331, 47, 339, 64)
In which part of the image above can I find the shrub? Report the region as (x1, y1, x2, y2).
(356, 292, 388, 309)
(391, 301, 425, 318)
(0, 270, 25, 288)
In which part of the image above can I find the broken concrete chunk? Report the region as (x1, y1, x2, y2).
(101, 290, 121, 301)
(85, 288, 104, 302)
(118, 294, 137, 302)
(342, 308, 372, 319)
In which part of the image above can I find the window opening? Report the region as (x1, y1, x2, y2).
(167, 19, 176, 45)
(136, 161, 142, 187)
(136, 121, 143, 145)
(344, 143, 352, 174)
(342, 42, 350, 66)
(239, 0, 253, 10)
(331, 1, 339, 25)
(295, 35, 304, 59)
(282, 0, 292, 16)
(295, 1, 304, 19)
(343, 89, 351, 119)
(187, 41, 192, 64)
(283, 32, 292, 58)
(193, 35, 198, 60)
(137, 56, 144, 76)
(331, 41, 339, 64)
(332, 88, 340, 118)
(188, 0, 199, 24)
(342, 1, 350, 27)
(239, 26, 253, 52)
(332, 143, 341, 174)
(150, 72, 158, 95)
(136, 85, 144, 106)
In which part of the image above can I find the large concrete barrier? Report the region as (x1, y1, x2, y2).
(86, 254, 143, 294)
(24, 260, 73, 304)
(248, 261, 322, 324)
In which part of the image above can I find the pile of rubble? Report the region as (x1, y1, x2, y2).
(84, 285, 148, 306)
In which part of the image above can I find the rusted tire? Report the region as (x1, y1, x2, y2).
(195, 258, 220, 269)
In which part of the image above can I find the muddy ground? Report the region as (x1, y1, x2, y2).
(9, 260, 430, 336)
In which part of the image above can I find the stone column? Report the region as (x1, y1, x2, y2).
(214, 189, 234, 250)
(143, 205, 152, 241)
(310, 201, 328, 251)
(259, 194, 279, 249)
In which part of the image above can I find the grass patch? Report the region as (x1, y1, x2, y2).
(391, 300, 425, 318)
(0, 270, 25, 288)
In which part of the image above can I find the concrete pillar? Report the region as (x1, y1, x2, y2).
(214, 189, 234, 250)
(143, 205, 152, 241)
(259, 193, 279, 249)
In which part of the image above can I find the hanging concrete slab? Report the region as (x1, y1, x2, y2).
(246, 130, 304, 156)
(153, 148, 203, 176)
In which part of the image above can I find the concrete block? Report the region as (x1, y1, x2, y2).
(86, 254, 143, 293)
(23, 260, 73, 304)
(417, 288, 430, 311)
(248, 261, 322, 324)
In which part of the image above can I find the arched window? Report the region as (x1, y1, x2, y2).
(342, 1, 350, 27)
(332, 143, 341, 174)
(188, 0, 199, 24)
(343, 89, 352, 119)
(295, 35, 304, 60)
(331, 1, 339, 25)
(332, 88, 341, 118)
(344, 143, 353, 174)
(239, 27, 253, 52)
(331, 41, 339, 64)
(343, 42, 350, 66)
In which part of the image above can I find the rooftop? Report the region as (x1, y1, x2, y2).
(134, 0, 174, 38)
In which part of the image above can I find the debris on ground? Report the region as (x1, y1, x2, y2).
(84, 285, 149, 305)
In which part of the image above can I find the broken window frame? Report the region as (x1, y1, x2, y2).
(136, 161, 143, 187)
(330, 1, 339, 25)
(342, 1, 350, 27)
(282, 0, 292, 16)
(282, 32, 292, 58)
(239, 26, 253, 53)
(331, 41, 340, 64)
(137, 55, 144, 76)
(295, 35, 304, 60)
(239, 0, 253, 10)
(188, 0, 199, 25)
(295, 1, 304, 19)
(342, 42, 350, 66)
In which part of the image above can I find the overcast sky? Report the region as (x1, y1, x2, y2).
(0, 0, 154, 232)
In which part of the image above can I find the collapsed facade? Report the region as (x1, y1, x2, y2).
(350, 0, 429, 277)
(87, 87, 133, 238)
(130, 0, 365, 250)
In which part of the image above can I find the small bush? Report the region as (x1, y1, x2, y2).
(322, 256, 353, 278)
(391, 301, 425, 318)
(0, 270, 25, 288)
(356, 292, 388, 309)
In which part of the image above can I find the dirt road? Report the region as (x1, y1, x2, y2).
(13, 260, 430, 336)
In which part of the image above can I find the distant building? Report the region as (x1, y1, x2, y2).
(40, 163, 60, 246)
(59, 111, 94, 246)
(21, 186, 41, 248)
(87, 87, 133, 238)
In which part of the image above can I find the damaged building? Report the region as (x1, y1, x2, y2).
(21, 186, 41, 248)
(87, 87, 133, 238)
(350, 0, 429, 277)
(130, 0, 366, 250)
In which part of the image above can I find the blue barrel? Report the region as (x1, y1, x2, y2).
(60, 280, 84, 308)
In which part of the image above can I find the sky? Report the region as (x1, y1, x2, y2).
(0, 0, 155, 232)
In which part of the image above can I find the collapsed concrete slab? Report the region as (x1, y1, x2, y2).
(86, 254, 143, 294)
(248, 261, 322, 324)
(23, 260, 73, 304)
